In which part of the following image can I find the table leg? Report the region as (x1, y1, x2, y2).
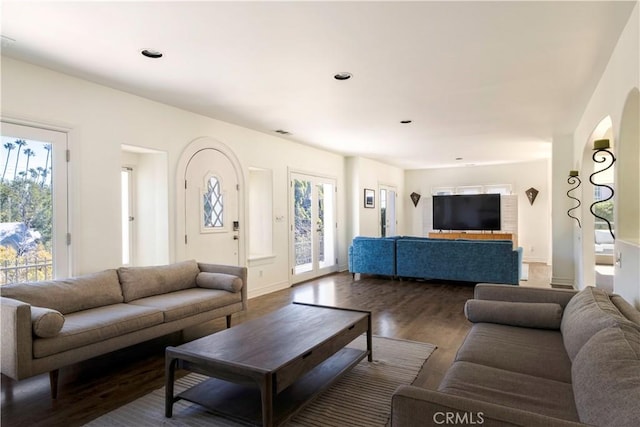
(165, 356, 178, 418)
(260, 374, 274, 427)
(367, 314, 373, 362)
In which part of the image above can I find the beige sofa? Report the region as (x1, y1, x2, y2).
(1, 260, 247, 398)
(392, 284, 640, 427)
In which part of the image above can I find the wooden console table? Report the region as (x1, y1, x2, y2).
(428, 232, 518, 247)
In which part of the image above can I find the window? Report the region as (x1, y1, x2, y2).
(121, 167, 134, 265)
(484, 184, 512, 195)
(456, 186, 483, 195)
(0, 122, 68, 284)
(204, 176, 224, 228)
(432, 187, 454, 196)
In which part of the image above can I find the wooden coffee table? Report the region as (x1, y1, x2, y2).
(165, 302, 372, 426)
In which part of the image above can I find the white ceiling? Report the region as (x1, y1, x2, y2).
(1, 1, 636, 169)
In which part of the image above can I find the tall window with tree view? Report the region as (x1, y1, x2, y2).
(0, 136, 54, 285)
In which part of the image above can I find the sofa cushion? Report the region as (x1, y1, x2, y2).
(118, 260, 200, 302)
(610, 294, 640, 326)
(31, 306, 65, 338)
(0, 270, 123, 314)
(438, 361, 579, 422)
(455, 323, 572, 383)
(32, 303, 163, 358)
(572, 324, 640, 427)
(561, 286, 629, 361)
(196, 272, 243, 293)
(464, 300, 563, 330)
(128, 288, 242, 322)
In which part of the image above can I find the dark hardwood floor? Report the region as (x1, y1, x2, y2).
(2, 271, 518, 426)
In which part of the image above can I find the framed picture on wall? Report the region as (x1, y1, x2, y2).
(364, 188, 375, 208)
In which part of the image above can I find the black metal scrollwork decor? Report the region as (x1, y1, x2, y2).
(589, 139, 615, 240)
(567, 171, 581, 228)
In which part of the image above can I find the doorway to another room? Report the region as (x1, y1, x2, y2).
(379, 185, 397, 237)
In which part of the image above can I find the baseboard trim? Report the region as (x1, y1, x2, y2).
(551, 277, 575, 289)
(248, 280, 290, 299)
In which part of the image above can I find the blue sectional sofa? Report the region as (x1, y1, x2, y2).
(349, 236, 523, 285)
(348, 236, 397, 278)
(396, 237, 522, 285)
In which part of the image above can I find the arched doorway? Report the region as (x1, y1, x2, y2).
(614, 88, 640, 306)
(176, 138, 245, 266)
(580, 117, 615, 291)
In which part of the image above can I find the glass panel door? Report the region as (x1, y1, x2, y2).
(291, 173, 337, 283)
(317, 181, 335, 270)
(293, 177, 313, 275)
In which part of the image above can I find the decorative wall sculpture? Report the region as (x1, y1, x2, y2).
(567, 170, 582, 228)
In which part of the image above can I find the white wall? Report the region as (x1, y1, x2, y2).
(405, 159, 551, 264)
(551, 134, 578, 286)
(571, 4, 639, 307)
(0, 57, 346, 298)
(346, 156, 405, 239)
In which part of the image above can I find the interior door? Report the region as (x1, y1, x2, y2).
(184, 149, 239, 265)
(291, 173, 337, 283)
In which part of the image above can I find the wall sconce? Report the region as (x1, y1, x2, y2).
(589, 139, 615, 239)
(567, 170, 581, 228)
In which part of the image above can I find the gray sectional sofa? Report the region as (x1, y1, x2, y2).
(392, 284, 640, 427)
(1, 260, 247, 398)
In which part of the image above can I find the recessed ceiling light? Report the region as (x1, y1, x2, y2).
(141, 49, 163, 59)
(334, 72, 352, 81)
(400, 120, 412, 124)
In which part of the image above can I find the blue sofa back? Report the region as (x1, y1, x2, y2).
(396, 237, 522, 285)
(348, 236, 397, 277)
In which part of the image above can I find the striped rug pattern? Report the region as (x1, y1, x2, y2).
(85, 335, 436, 427)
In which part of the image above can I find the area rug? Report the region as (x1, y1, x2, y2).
(84, 335, 436, 427)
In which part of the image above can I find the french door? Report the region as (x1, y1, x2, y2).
(290, 172, 337, 284)
(0, 122, 69, 283)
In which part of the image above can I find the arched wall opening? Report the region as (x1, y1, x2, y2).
(616, 89, 640, 244)
(614, 88, 640, 307)
(579, 117, 614, 290)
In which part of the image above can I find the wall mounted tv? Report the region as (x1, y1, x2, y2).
(432, 194, 501, 231)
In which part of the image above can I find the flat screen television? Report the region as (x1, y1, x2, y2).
(432, 194, 501, 231)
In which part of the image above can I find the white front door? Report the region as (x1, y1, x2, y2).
(184, 148, 239, 265)
(290, 172, 337, 284)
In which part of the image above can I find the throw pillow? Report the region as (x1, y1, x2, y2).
(31, 306, 65, 338)
(196, 272, 243, 293)
(464, 299, 563, 329)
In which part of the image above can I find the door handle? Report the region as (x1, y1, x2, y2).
(233, 235, 239, 240)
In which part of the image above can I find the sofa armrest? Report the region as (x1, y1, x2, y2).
(1, 297, 34, 380)
(197, 263, 248, 310)
(474, 284, 577, 308)
(391, 386, 587, 427)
